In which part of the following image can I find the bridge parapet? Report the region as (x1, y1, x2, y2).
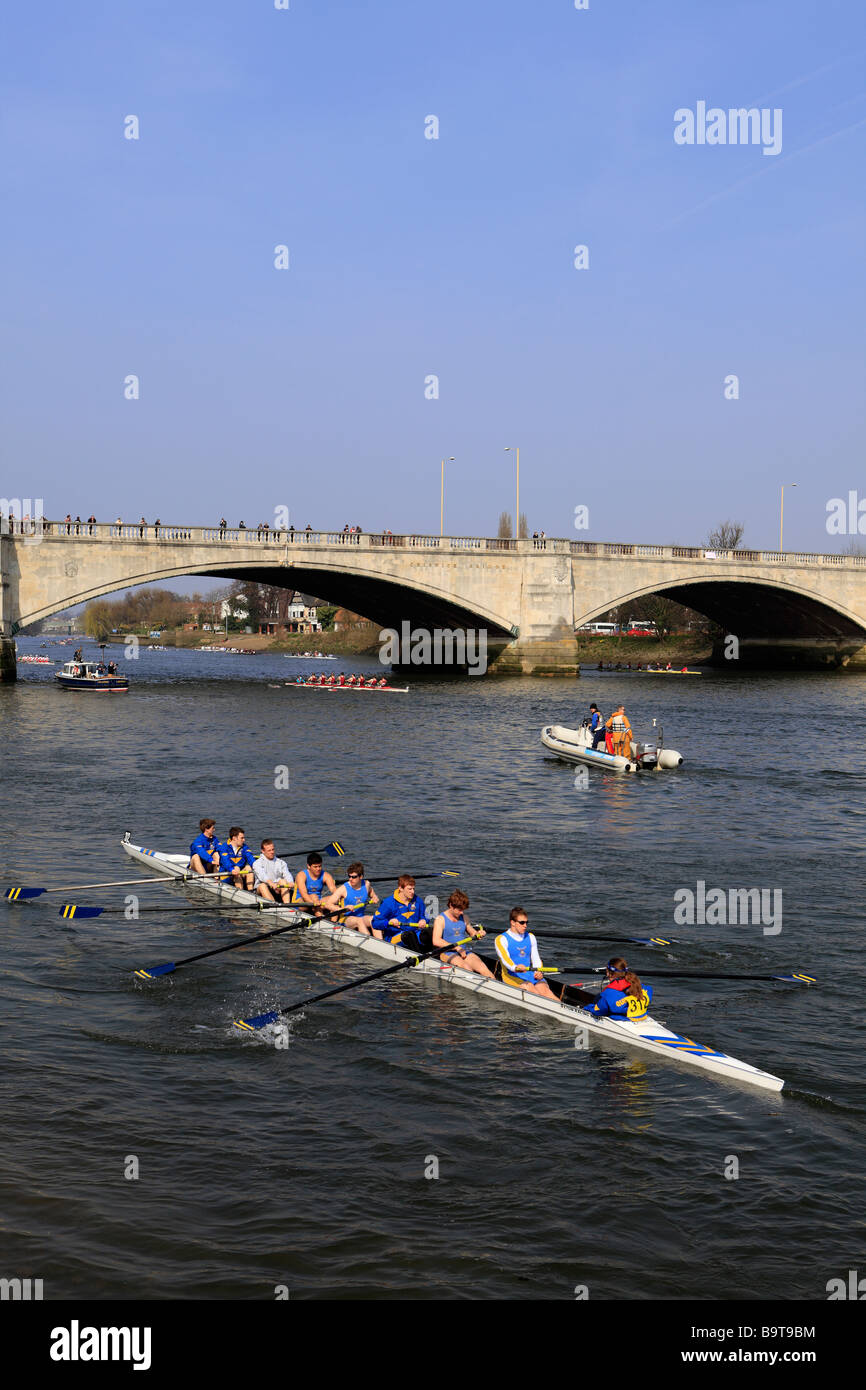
(2, 518, 865, 573)
(570, 540, 866, 571)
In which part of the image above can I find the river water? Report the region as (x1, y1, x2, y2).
(1, 637, 864, 1300)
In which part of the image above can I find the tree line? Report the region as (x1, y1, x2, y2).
(81, 581, 336, 640)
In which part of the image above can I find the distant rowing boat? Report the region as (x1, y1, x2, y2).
(121, 835, 783, 1091)
(284, 682, 409, 694)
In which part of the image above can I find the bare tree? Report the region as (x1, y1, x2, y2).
(518, 512, 529, 539)
(706, 520, 745, 551)
(497, 511, 513, 539)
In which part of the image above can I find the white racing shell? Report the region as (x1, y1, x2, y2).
(121, 837, 782, 1092)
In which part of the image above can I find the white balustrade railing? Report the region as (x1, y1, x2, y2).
(4, 519, 864, 570)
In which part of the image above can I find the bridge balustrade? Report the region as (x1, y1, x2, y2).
(5, 521, 864, 573)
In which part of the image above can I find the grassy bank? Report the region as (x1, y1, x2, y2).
(167, 628, 381, 656)
(578, 634, 712, 665)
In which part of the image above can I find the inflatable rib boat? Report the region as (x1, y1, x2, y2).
(541, 722, 683, 774)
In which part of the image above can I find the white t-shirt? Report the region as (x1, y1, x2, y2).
(253, 854, 291, 885)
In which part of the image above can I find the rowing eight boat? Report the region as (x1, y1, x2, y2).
(284, 683, 409, 694)
(120, 835, 784, 1092)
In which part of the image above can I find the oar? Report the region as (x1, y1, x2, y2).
(59, 899, 291, 920)
(233, 939, 475, 1039)
(5, 845, 346, 903)
(235, 959, 419, 1030)
(61, 897, 355, 922)
(6, 873, 189, 901)
(539, 966, 817, 985)
(4, 865, 257, 901)
(133, 919, 312, 979)
(232, 938, 474, 1033)
(362, 871, 460, 884)
(531, 929, 677, 947)
(275, 840, 345, 859)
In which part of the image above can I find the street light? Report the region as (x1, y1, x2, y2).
(440, 457, 455, 537)
(779, 483, 797, 553)
(504, 446, 520, 539)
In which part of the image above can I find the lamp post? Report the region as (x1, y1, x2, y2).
(440, 457, 455, 537)
(779, 483, 796, 553)
(504, 446, 520, 538)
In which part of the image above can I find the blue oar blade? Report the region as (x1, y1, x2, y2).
(58, 905, 104, 919)
(773, 973, 817, 984)
(234, 1009, 281, 1031)
(134, 962, 176, 979)
(324, 841, 344, 857)
(5, 887, 45, 900)
(633, 936, 674, 946)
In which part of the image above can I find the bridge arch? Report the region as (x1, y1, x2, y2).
(576, 574, 866, 665)
(16, 557, 517, 648)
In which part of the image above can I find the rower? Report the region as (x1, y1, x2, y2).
(495, 908, 558, 999)
(322, 861, 379, 932)
(253, 839, 294, 903)
(216, 827, 256, 889)
(430, 890, 494, 978)
(292, 852, 337, 911)
(370, 874, 429, 946)
(189, 817, 220, 875)
(580, 957, 652, 1020)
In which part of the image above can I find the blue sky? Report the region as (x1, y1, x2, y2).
(3, 0, 865, 555)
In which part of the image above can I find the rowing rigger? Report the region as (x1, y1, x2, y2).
(120, 835, 792, 1092)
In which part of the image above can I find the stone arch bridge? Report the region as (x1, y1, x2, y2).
(3, 520, 866, 679)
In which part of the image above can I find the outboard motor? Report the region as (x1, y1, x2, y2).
(631, 741, 658, 769)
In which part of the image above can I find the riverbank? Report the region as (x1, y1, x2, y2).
(163, 628, 381, 656)
(577, 634, 711, 666)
